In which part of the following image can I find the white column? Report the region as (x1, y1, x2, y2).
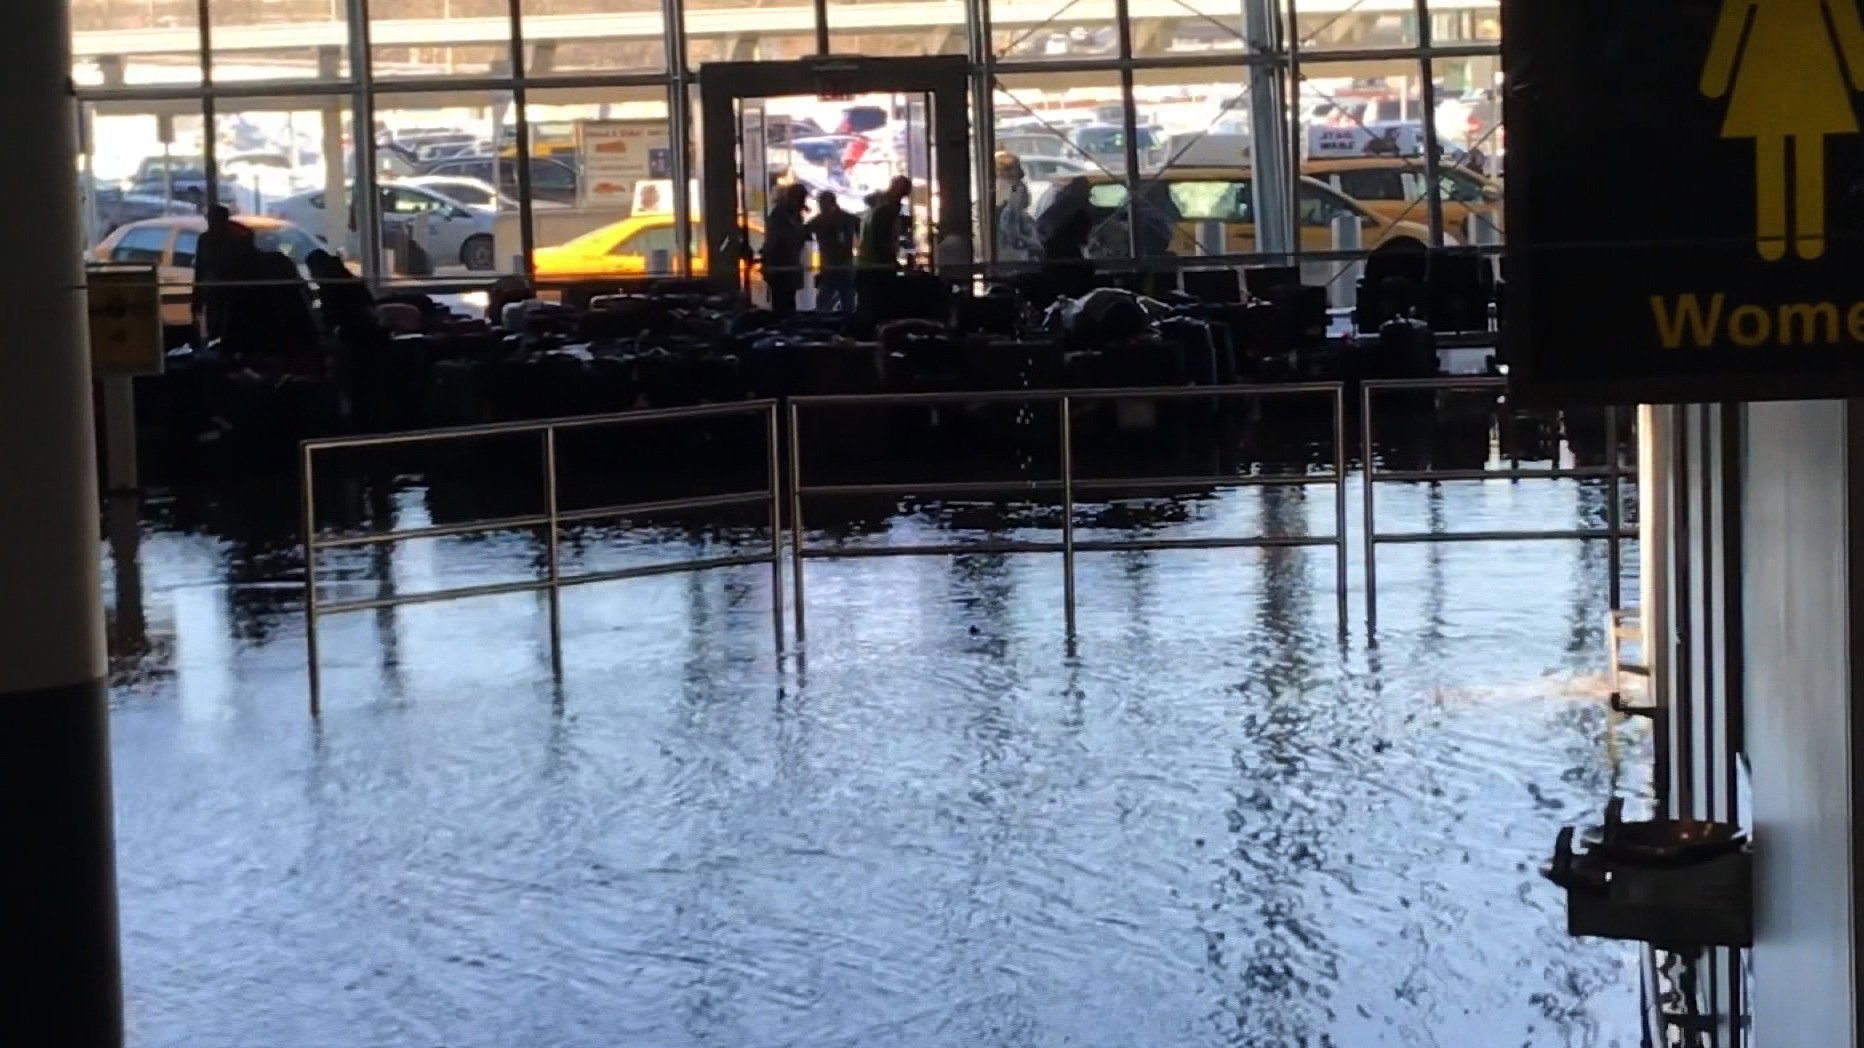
(0, 2, 122, 1044)
(320, 47, 349, 250)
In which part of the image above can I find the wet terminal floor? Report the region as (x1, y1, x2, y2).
(104, 471, 1646, 1047)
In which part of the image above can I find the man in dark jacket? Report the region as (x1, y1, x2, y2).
(191, 205, 253, 341)
(761, 182, 810, 316)
(805, 189, 860, 312)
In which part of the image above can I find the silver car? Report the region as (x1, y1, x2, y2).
(269, 181, 499, 271)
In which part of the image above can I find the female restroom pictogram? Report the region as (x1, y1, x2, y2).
(1702, 0, 1864, 260)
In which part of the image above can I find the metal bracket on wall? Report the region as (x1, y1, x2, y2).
(1607, 609, 1657, 719)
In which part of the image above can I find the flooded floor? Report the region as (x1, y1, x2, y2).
(104, 469, 1647, 1047)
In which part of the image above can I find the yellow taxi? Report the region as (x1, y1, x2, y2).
(533, 214, 788, 282)
(1302, 156, 1502, 234)
(1055, 168, 1442, 257)
(91, 214, 337, 326)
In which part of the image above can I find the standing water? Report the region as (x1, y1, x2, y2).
(104, 462, 1645, 1047)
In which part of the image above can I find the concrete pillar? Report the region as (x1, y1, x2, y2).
(319, 47, 349, 251)
(0, 3, 122, 1045)
(1740, 399, 1863, 1046)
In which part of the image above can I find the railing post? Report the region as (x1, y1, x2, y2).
(1060, 395, 1077, 639)
(302, 441, 321, 717)
(1606, 405, 1624, 611)
(543, 426, 563, 679)
(788, 399, 808, 645)
(766, 403, 786, 656)
(1362, 382, 1379, 634)
(1333, 383, 1349, 632)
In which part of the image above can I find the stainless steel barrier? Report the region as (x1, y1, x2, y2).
(1361, 376, 1635, 631)
(788, 383, 1350, 642)
(1605, 608, 1654, 716)
(300, 401, 784, 715)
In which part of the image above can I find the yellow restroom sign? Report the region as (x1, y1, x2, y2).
(1501, 0, 1864, 403)
(1701, 0, 1864, 261)
(86, 266, 165, 377)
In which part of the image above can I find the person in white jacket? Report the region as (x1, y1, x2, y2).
(994, 152, 1041, 265)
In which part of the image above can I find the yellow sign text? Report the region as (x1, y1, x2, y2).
(1650, 293, 1864, 349)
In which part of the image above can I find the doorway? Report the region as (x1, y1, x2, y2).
(697, 55, 973, 298)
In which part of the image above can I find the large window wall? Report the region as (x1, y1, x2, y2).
(72, 0, 1502, 285)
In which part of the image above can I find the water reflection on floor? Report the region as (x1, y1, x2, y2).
(104, 472, 1647, 1048)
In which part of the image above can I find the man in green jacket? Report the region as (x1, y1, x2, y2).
(856, 176, 913, 316)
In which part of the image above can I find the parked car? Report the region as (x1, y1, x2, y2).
(395, 175, 563, 213)
(89, 214, 337, 326)
(270, 182, 499, 270)
(1017, 155, 1097, 183)
(1033, 168, 1442, 257)
(533, 215, 706, 281)
(533, 214, 791, 282)
(88, 187, 197, 244)
(1302, 156, 1503, 235)
(1069, 124, 1166, 173)
(419, 154, 580, 206)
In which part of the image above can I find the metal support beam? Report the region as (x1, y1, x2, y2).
(1243, 0, 1294, 257)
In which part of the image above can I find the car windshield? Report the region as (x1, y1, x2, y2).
(434, 182, 494, 206)
(254, 226, 319, 260)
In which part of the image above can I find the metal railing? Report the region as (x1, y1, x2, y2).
(1605, 608, 1654, 718)
(787, 383, 1350, 641)
(300, 400, 784, 715)
(1361, 376, 1635, 631)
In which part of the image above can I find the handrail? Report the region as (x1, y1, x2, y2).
(788, 382, 1350, 642)
(1606, 608, 1655, 717)
(300, 400, 785, 715)
(1360, 376, 1637, 632)
(295, 378, 1640, 708)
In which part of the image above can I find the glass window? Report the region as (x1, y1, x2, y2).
(376, 90, 515, 279)
(371, 0, 510, 79)
(613, 224, 682, 257)
(208, 0, 350, 83)
(991, 70, 1129, 264)
(1428, 54, 1505, 245)
(993, 5, 1120, 61)
(1336, 167, 1409, 202)
(1172, 182, 1252, 223)
(1293, 0, 1420, 52)
(217, 104, 356, 261)
(1441, 170, 1487, 204)
(79, 106, 209, 250)
(111, 226, 172, 264)
(386, 186, 448, 214)
(685, 0, 818, 65)
(172, 230, 200, 267)
(70, 0, 202, 86)
(830, 0, 966, 56)
(522, 0, 665, 76)
(1298, 182, 1363, 227)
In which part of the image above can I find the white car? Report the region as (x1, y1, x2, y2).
(269, 181, 499, 271)
(1017, 155, 1097, 183)
(397, 175, 550, 214)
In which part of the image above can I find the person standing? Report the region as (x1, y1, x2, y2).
(805, 189, 860, 312)
(857, 175, 913, 316)
(191, 205, 252, 341)
(994, 152, 1041, 265)
(760, 182, 809, 316)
